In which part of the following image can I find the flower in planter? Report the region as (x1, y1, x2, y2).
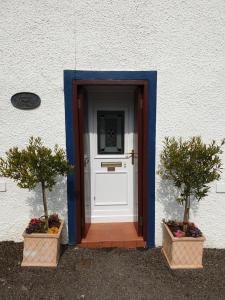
(48, 213, 61, 228)
(25, 214, 61, 234)
(186, 224, 202, 238)
(165, 219, 203, 238)
(47, 227, 59, 234)
(25, 218, 46, 234)
(166, 220, 180, 232)
(30, 218, 39, 225)
(174, 230, 185, 238)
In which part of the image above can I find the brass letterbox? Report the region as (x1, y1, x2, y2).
(101, 162, 122, 168)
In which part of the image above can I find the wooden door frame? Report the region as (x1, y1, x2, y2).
(64, 70, 157, 248)
(73, 80, 148, 242)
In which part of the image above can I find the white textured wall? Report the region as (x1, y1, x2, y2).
(0, 0, 76, 242)
(1, 0, 225, 247)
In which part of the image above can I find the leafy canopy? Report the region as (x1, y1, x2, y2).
(158, 136, 224, 204)
(0, 136, 72, 190)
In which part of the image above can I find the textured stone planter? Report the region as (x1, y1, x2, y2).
(162, 222, 205, 269)
(21, 220, 64, 267)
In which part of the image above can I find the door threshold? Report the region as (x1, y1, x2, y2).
(78, 222, 146, 249)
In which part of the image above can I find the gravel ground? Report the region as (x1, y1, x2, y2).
(0, 242, 224, 300)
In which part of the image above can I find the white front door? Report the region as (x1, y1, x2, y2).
(88, 86, 136, 223)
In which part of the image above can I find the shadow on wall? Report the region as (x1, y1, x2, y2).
(26, 176, 68, 243)
(157, 179, 199, 221)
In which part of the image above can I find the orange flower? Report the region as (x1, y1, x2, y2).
(47, 227, 59, 234)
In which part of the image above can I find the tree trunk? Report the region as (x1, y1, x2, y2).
(41, 181, 48, 229)
(183, 196, 190, 231)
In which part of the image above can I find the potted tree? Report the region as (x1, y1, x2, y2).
(0, 137, 72, 267)
(158, 136, 224, 269)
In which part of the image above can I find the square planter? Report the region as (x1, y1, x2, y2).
(21, 220, 64, 267)
(162, 222, 205, 269)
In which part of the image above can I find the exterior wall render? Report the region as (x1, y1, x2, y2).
(1, 1, 225, 248)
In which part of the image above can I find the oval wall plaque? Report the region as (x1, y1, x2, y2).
(11, 92, 41, 110)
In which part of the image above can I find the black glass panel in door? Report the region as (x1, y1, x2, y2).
(97, 111, 124, 154)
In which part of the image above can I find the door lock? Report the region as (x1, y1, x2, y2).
(84, 158, 89, 167)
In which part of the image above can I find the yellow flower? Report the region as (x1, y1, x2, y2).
(47, 227, 59, 234)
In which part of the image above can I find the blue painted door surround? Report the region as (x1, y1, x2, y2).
(64, 71, 157, 247)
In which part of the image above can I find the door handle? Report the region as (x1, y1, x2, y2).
(125, 150, 135, 165)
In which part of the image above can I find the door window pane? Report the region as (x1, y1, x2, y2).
(97, 111, 124, 154)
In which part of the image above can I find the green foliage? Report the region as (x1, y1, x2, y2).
(0, 136, 72, 190)
(158, 136, 224, 205)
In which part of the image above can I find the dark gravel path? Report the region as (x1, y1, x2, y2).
(0, 242, 224, 300)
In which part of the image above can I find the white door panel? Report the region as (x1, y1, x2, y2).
(94, 171, 128, 206)
(88, 86, 135, 222)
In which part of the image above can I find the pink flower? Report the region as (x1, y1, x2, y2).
(175, 230, 185, 238)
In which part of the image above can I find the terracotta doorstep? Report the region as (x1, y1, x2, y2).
(79, 222, 146, 248)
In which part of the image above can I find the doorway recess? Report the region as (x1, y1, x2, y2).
(64, 71, 157, 248)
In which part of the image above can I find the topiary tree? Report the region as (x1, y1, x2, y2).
(158, 136, 224, 230)
(0, 137, 73, 228)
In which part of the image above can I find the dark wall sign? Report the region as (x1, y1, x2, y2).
(11, 92, 41, 110)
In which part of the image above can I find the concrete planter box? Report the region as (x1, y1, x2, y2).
(162, 222, 205, 269)
(21, 220, 64, 267)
